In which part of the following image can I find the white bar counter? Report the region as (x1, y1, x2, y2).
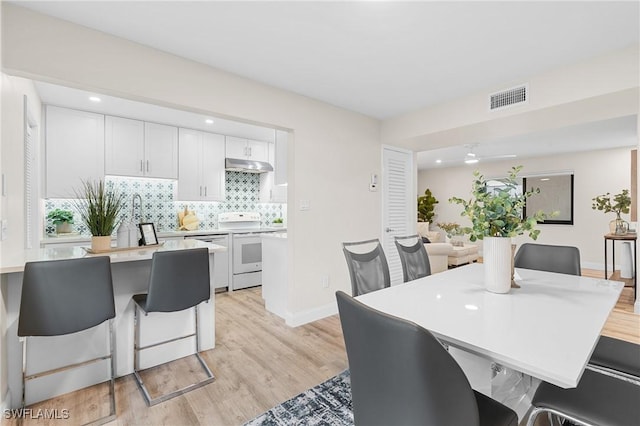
(1, 239, 225, 408)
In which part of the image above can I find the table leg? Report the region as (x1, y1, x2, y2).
(604, 238, 608, 280)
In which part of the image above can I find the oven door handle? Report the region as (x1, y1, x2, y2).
(233, 233, 269, 238)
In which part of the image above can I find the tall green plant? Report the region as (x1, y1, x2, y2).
(73, 179, 125, 236)
(417, 188, 438, 222)
(591, 190, 631, 216)
(449, 166, 545, 241)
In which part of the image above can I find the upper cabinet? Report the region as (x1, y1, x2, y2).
(274, 130, 288, 186)
(178, 128, 225, 201)
(45, 106, 105, 198)
(225, 136, 269, 163)
(105, 116, 178, 179)
(260, 137, 287, 203)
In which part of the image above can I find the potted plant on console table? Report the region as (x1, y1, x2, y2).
(73, 179, 126, 252)
(450, 166, 545, 294)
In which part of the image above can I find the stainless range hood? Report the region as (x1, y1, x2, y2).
(225, 158, 274, 173)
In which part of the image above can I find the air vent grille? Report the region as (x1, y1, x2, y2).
(490, 85, 527, 110)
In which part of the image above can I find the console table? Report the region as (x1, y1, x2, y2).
(604, 233, 637, 299)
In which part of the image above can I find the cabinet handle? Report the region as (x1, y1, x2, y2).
(244, 146, 248, 156)
(140, 160, 143, 172)
(204, 186, 207, 197)
(146, 160, 149, 172)
(199, 186, 202, 196)
(248, 146, 252, 157)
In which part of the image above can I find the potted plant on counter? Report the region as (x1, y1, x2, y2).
(73, 179, 126, 252)
(47, 209, 74, 234)
(272, 217, 284, 227)
(450, 166, 545, 293)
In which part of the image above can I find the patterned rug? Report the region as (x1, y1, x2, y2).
(244, 370, 353, 426)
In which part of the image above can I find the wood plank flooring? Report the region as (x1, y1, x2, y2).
(7, 269, 638, 426)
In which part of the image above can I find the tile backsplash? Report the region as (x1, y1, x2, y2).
(45, 172, 285, 236)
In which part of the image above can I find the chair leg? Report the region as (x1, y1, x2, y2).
(527, 406, 596, 426)
(21, 323, 117, 426)
(133, 304, 215, 406)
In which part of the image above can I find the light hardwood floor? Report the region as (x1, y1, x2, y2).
(7, 270, 638, 426)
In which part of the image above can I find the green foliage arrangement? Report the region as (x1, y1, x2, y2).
(46, 209, 74, 225)
(417, 188, 438, 223)
(273, 217, 283, 224)
(591, 189, 631, 217)
(73, 179, 126, 236)
(449, 166, 545, 242)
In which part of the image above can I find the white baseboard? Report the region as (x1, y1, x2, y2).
(581, 261, 605, 271)
(285, 301, 338, 328)
(1, 392, 11, 412)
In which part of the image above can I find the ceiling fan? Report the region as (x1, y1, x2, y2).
(435, 144, 517, 165)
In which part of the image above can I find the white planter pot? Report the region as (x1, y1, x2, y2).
(483, 237, 512, 294)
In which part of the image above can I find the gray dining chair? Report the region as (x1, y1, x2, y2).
(514, 243, 581, 276)
(18, 256, 116, 424)
(514, 243, 640, 382)
(394, 234, 431, 282)
(342, 239, 390, 296)
(527, 368, 640, 426)
(335, 291, 518, 426)
(132, 248, 215, 406)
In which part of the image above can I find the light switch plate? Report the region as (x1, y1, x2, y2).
(1, 219, 7, 241)
(299, 199, 310, 211)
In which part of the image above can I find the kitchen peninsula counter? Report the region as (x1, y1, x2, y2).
(1, 239, 225, 408)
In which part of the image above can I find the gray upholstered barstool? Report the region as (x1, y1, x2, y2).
(18, 256, 116, 424)
(132, 248, 214, 406)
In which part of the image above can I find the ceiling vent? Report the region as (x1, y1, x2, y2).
(489, 84, 528, 111)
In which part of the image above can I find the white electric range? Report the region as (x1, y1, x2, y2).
(218, 212, 278, 290)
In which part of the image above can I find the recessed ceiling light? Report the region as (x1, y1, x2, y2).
(89, 96, 101, 102)
(464, 158, 479, 164)
(205, 119, 214, 124)
(436, 159, 442, 164)
(540, 178, 550, 181)
(464, 304, 479, 311)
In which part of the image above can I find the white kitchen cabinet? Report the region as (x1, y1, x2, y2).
(144, 122, 178, 179)
(259, 141, 287, 203)
(45, 106, 105, 198)
(105, 116, 144, 177)
(178, 128, 225, 201)
(105, 116, 178, 179)
(225, 136, 269, 163)
(274, 130, 288, 186)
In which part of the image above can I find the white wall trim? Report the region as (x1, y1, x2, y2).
(285, 301, 338, 328)
(1, 392, 11, 414)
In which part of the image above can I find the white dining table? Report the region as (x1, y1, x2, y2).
(356, 263, 624, 389)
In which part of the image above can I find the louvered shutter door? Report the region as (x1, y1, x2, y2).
(383, 148, 413, 285)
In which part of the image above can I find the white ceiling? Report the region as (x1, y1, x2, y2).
(14, 1, 640, 119)
(16, 1, 639, 168)
(417, 115, 639, 169)
(34, 81, 277, 142)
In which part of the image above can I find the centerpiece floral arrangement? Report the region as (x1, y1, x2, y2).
(591, 189, 631, 235)
(449, 166, 547, 294)
(449, 166, 545, 242)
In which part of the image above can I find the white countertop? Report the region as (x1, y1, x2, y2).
(41, 227, 286, 245)
(262, 232, 287, 240)
(1, 239, 226, 274)
(356, 263, 623, 389)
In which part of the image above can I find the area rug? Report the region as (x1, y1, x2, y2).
(244, 370, 354, 426)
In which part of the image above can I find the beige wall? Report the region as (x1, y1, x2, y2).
(1, 4, 381, 320)
(382, 45, 639, 151)
(418, 148, 632, 267)
(0, 74, 42, 407)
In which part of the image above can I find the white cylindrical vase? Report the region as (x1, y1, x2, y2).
(620, 241, 634, 279)
(483, 237, 512, 294)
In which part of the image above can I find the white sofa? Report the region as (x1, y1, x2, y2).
(416, 225, 454, 274)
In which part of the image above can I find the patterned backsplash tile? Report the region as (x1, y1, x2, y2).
(45, 172, 285, 236)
